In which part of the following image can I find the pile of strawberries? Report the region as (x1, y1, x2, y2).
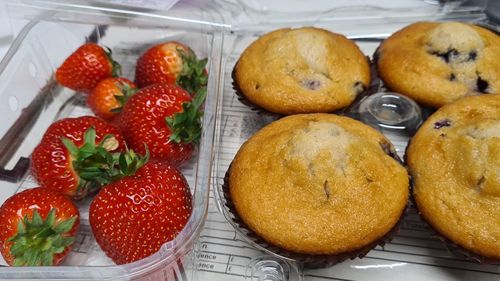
(0, 41, 208, 266)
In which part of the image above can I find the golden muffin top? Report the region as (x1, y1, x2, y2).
(229, 114, 409, 255)
(407, 94, 500, 259)
(377, 22, 500, 108)
(234, 27, 370, 114)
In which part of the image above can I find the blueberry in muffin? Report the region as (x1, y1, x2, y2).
(407, 94, 500, 261)
(377, 22, 500, 108)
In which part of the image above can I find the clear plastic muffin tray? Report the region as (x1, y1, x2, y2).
(0, 0, 499, 280)
(207, 17, 500, 281)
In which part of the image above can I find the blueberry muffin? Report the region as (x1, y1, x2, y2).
(228, 114, 408, 262)
(407, 94, 500, 261)
(234, 27, 371, 114)
(377, 22, 500, 108)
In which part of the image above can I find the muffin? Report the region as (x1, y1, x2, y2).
(407, 94, 500, 261)
(376, 21, 500, 108)
(227, 114, 409, 266)
(234, 27, 371, 114)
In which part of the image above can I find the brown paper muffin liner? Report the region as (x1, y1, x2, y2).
(222, 163, 408, 269)
(406, 171, 500, 264)
(434, 227, 500, 264)
(411, 202, 500, 264)
(231, 62, 283, 118)
(403, 113, 499, 264)
(231, 56, 373, 117)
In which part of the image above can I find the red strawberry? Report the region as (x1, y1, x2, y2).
(135, 41, 208, 93)
(31, 116, 140, 199)
(87, 77, 137, 121)
(0, 187, 80, 266)
(38, 116, 124, 145)
(89, 162, 192, 264)
(56, 43, 121, 93)
(120, 84, 206, 166)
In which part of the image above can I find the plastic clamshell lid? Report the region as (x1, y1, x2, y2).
(4, 0, 489, 34)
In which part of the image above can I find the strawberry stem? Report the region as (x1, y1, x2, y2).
(104, 46, 122, 78)
(62, 127, 149, 198)
(176, 49, 208, 94)
(8, 209, 77, 266)
(165, 87, 207, 144)
(110, 81, 137, 113)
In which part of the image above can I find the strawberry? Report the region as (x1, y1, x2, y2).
(56, 43, 121, 93)
(120, 84, 206, 166)
(135, 41, 208, 93)
(87, 77, 137, 121)
(31, 116, 147, 199)
(0, 187, 79, 266)
(89, 162, 192, 264)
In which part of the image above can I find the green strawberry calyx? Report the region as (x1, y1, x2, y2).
(176, 49, 208, 94)
(166, 87, 207, 144)
(110, 81, 138, 113)
(8, 209, 77, 266)
(62, 127, 149, 198)
(103, 46, 122, 78)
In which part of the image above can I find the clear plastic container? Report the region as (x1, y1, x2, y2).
(0, 18, 223, 280)
(1, 0, 499, 280)
(209, 3, 500, 281)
